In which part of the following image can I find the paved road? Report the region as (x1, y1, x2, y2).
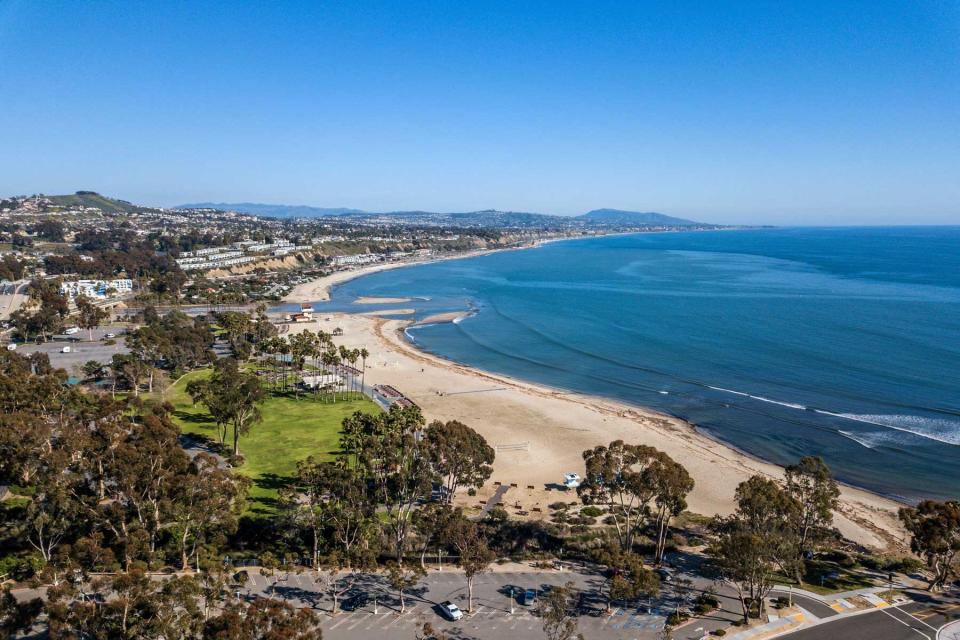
(769, 588, 838, 620)
(781, 604, 943, 640)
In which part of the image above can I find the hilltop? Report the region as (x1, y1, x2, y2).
(578, 208, 698, 226)
(43, 191, 144, 213)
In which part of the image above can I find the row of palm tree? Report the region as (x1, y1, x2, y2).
(257, 330, 369, 403)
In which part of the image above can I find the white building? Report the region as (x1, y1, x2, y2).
(60, 279, 133, 300)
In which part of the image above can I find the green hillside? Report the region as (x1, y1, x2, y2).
(46, 191, 142, 213)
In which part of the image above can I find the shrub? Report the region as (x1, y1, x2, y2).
(467, 488, 477, 496)
(666, 612, 690, 626)
(712, 629, 726, 637)
(549, 502, 569, 511)
(580, 506, 605, 518)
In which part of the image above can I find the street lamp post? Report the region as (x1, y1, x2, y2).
(509, 587, 514, 615)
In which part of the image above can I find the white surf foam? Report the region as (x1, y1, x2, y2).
(707, 386, 807, 410)
(707, 386, 960, 447)
(820, 412, 960, 446)
(838, 430, 907, 449)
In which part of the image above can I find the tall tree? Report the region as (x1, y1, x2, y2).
(385, 561, 426, 614)
(187, 359, 265, 456)
(75, 295, 109, 342)
(342, 406, 436, 563)
(650, 456, 694, 565)
(448, 514, 495, 612)
(591, 545, 659, 612)
(168, 453, 248, 571)
(710, 474, 788, 624)
(578, 440, 664, 550)
(899, 500, 960, 592)
(537, 582, 584, 640)
(783, 456, 840, 584)
(424, 420, 495, 503)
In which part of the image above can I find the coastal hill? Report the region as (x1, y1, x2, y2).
(37, 191, 143, 214)
(578, 208, 697, 226)
(179, 201, 708, 227)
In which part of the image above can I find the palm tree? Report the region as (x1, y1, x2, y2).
(359, 347, 369, 396)
(338, 345, 351, 398)
(349, 349, 361, 398)
(321, 348, 340, 403)
(278, 340, 291, 392)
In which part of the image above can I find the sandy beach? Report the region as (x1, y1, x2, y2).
(284, 262, 424, 303)
(281, 310, 909, 552)
(283, 240, 572, 305)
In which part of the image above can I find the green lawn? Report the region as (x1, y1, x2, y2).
(166, 369, 380, 516)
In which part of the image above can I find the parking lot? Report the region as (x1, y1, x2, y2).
(7, 327, 129, 370)
(231, 566, 736, 640)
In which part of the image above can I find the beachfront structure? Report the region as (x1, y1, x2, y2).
(331, 254, 381, 266)
(301, 373, 344, 389)
(299, 303, 313, 315)
(60, 278, 132, 300)
(175, 252, 257, 271)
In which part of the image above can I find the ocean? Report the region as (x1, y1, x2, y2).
(311, 227, 960, 502)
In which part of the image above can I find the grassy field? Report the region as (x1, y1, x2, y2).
(165, 370, 380, 516)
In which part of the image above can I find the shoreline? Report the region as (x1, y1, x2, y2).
(281, 308, 907, 551)
(381, 317, 908, 550)
(277, 234, 909, 550)
(283, 237, 569, 304)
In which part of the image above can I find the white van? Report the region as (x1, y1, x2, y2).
(61, 346, 72, 353)
(64, 327, 80, 335)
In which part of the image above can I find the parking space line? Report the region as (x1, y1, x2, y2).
(327, 614, 354, 630)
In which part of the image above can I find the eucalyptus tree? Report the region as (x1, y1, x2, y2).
(75, 294, 109, 342)
(447, 512, 495, 612)
(340, 406, 436, 563)
(578, 440, 665, 550)
(899, 500, 960, 592)
(650, 456, 695, 565)
(710, 474, 791, 624)
(186, 358, 265, 457)
(783, 456, 840, 584)
(424, 420, 495, 503)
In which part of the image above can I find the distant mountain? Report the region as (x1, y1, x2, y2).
(578, 209, 698, 226)
(177, 202, 367, 218)
(173, 201, 712, 228)
(46, 191, 142, 213)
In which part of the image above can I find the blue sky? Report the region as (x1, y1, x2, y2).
(0, 1, 958, 225)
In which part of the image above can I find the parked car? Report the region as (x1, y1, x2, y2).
(521, 589, 537, 606)
(340, 593, 368, 611)
(61, 346, 72, 353)
(6, 343, 16, 351)
(563, 472, 581, 489)
(655, 568, 673, 582)
(64, 327, 80, 335)
(439, 601, 463, 621)
(105, 332, 116, 339)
